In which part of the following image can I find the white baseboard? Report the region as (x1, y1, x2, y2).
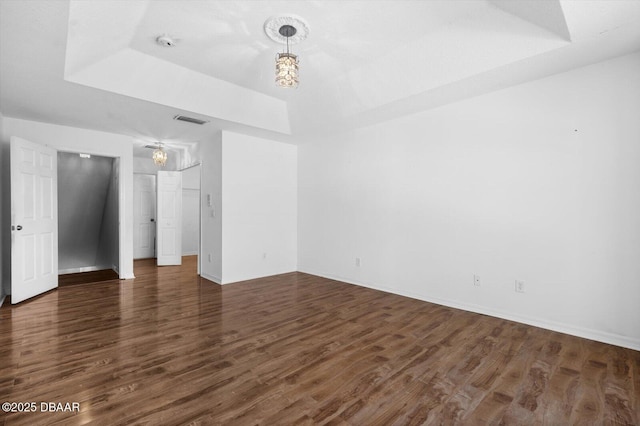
(183, 251, 198, 256)
(59, 265, 112, 275)
(300, 268, 640, 352)
(201, 272, 221, 285)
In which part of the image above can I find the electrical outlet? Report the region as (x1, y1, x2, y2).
(515, 280, 525, 293)
(355, 257, 361, 267)
(263, 252, 267, 260)
(474, 275, 481, 287)
(208, 253, 212, 263)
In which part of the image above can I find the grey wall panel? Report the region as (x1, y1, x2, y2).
(96, 158, 119, 272)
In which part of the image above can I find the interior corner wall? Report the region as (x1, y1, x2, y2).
(298, 52, 640, 350)
(220, 131, 297, 284)
(0, 117, 135, 280)
(199, 133, 222, 283)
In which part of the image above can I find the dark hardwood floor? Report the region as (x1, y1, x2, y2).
(1, 257, 638, 425)
(58, 269, 120, 287)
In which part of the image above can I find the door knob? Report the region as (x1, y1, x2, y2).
(150, 218, 155, 222)
(16, 225, 22, 231)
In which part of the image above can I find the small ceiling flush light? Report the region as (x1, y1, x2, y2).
(276, 25, 299, 88)
(152, 144, 168, 166)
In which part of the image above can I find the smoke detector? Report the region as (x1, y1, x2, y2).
(156, 34, 177, 47)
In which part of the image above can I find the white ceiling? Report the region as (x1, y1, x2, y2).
(1, 0, 640, 153)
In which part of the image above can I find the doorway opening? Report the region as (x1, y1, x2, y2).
(57, 152, 120, 283)
(133, 165, 201, 274)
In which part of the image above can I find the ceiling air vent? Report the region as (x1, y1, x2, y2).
(173, 115, 209, 125)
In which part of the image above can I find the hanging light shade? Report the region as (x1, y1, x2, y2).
(152, 144, 168, 166)
(275, 25, 299, 88)
(276, 53, 299, 88)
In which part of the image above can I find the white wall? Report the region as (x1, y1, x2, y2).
(221, 131, 297, 284)
(182, 165, 200, 256)
(133, 156, 160, 174)
(298, 52, 640, 350)
(1, 117, 135, 281)
(198, 133, 223, 283)
(189, 131, 297, 284)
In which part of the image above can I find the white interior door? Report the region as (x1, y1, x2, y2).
(156, 171, 182, 266)
(10, 136, 58, 304)
(133, 174, 156, 259)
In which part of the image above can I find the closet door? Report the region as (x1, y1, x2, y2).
(11, 136, 58, 303)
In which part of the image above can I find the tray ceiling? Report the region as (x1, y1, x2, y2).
(1, 0, 639, 147)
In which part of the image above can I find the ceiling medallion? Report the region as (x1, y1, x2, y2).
(264, 15, 309, 45)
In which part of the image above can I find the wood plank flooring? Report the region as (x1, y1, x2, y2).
(1, 257, 638, 425)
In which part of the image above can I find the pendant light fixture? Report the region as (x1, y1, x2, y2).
(264, 16, 308, 89)
(276, 25, 299, 88)
(152, 143, 168, 166)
